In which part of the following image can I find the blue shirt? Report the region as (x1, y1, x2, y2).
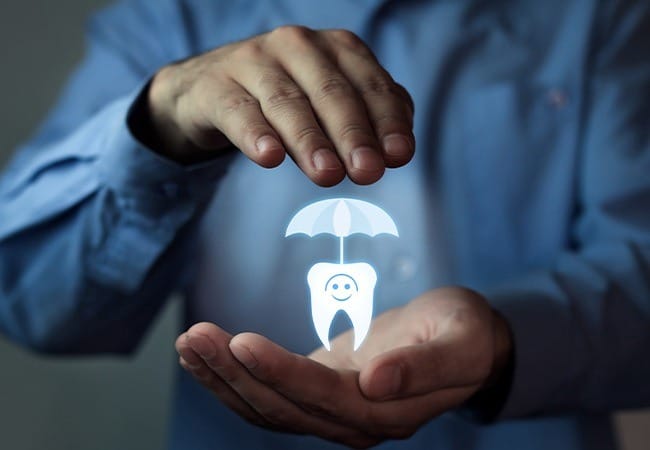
(1, 0, 649, 449)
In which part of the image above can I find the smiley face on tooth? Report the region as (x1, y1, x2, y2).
(325, 274, 358, 301)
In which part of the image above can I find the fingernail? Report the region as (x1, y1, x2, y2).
(351, 147, 382, 171)
(373, 365, 402, 399)
(230, 343, 258, 370)
(312, 148, 341, 171)
(255, 135, 282, 154)
(382, 134, 411, 157)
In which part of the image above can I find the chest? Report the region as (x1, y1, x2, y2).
(183, 0, 590, 345)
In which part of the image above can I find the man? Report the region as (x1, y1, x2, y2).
(0, 0, 648, 449)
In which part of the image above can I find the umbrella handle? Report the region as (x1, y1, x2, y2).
(339, 236, 344, 264)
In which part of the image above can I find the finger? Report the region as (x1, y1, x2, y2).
(175, 333, 269, 428)
(232, 332, 476, 439)
(266, 26, 385, 185)
(202, 81, 286, 168)
(186, 325, 376, 447)
(230, 332, 369, 421)
(231, 44, 345, 187)
(326, 29, 415, 168)
(308, 328, 366, 371)
(358, 337, 488, 401)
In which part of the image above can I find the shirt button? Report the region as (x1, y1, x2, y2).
(391, 255, 418, 282)
(547, 88, 568, 109)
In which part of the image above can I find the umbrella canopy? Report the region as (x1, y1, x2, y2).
(286, 198, 398, 263)
(286, 198, 398, 238)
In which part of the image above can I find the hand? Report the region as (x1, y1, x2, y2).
(175, 287, 512, 448)
(138, 26, 414, 186)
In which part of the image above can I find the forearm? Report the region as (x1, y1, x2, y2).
(488, 241, 650, 417)
(0, 92, 232, 354)
(477, 0, 650, 419)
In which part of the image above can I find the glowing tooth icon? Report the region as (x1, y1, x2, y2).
(286, 198, 398, 351)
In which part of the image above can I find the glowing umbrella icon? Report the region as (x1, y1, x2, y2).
(285, 198, 399, 262)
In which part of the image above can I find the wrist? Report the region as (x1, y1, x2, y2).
(129, 66, 228, 164)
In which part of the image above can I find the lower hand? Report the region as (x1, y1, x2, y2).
(175, 287, 512, 448)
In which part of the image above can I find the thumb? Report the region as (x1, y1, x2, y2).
(358, 339, 489, 401)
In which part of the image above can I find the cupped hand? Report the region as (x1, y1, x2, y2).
(175, 287, 512, 448)
(142, 26, 415, 186)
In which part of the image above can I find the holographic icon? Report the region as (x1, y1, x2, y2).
(286, 198, 399, 350)
(307, 262, 377, 350)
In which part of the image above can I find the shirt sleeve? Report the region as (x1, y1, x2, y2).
(0, 0, 233, 354)
(488, 0, 650, 418)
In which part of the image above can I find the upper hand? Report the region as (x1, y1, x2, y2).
(143, 26, 415, 186)
(175, 287, 512, 448)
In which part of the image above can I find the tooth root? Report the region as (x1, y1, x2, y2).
(349, 304, 373, 351)
(311, 297, 335, 351)
(308, 263, 338, 351)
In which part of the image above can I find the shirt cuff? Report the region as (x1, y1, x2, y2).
(457, 336, 515, 423)
(91, 85, 237, 292)
(483, 271, 578, 419)
(97, 83, 236, 204)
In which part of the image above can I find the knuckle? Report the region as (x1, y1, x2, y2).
(360, 76, 400, 97)
(271, 25, 313, 43)
(338, 122, 372, 142)
(232, 40, 265, 61)
(240, 123, 273, 144)
(373, 112, 411, 131)
(294, 125, 324, 145)
(219, 93, 259, 115)
(152, 64, 181, 102)
(395, 82, 415, 112)
(264, 86, 307, 110)
(329, 29, 366, 51)
(256, 69, 284, 87)
(313, 77, 353, 102)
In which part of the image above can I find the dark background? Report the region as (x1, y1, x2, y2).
(0, 1, 648, 449)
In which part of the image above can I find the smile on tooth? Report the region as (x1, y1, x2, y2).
(307, 262, 378, 351)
